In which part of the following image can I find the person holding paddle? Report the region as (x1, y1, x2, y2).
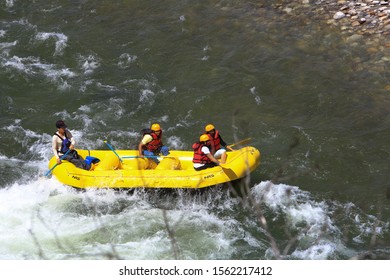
(51, 120, 90, 170)
(192, 134, 220, 171)
(204, 124, 234, 164)
(138, 123, 169, 159)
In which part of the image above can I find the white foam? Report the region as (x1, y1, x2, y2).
(2, 55, 30, 72)
(291, 242, 337, 260)
(118, 53, 137, 69)
(0, 180, 243, 259)
(2, 55, 76, 90)
(78, 54, 100, 75)
(0, 155, 385, 260)
(166, 136, 186, 150)
(139, 89, 155, 103)
(5, 0, 14, 8)
(0, 40, 17, 49)
(250, 86, 261, 105)
(35, 32, 68, 56)
(251, 181, 344, 259)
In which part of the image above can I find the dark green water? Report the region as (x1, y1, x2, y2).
(0, 0, 389, 259)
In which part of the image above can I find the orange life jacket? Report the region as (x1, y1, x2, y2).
(192, 142, 212, 164)
(207, 130, 221, 151)
(145, 131, 163, 152)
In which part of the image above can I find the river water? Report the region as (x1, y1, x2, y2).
(0, 0, 389, 260)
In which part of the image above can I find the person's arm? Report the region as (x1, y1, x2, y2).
(138, 135, 153, 156)
(52, 135, 62, 164)
(220, 135, 234, 151)
(206, 153, 220, 165)
(225, 145, 234, 151)
(52, 135, 59, 158)
(203, 146, 220, 165)
(138, 141, 144, 157)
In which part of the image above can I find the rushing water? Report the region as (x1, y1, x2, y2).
(0, 0, 389, 260)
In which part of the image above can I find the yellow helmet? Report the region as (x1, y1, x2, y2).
(205, 124, 215, 132)
(151, 123, 161, 131)
(199, 134, 210, 142)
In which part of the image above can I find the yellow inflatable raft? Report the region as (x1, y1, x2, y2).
(47, 146, 260, 189)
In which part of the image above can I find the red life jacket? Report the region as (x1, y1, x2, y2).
(207, 130, 221, 151)
(145, 131, 163, 152)
(192, 142, 212, 164)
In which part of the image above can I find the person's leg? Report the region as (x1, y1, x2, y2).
(194, 162, 217, 171)
(160, 146, 169, 156)
(70, 158, 90, 170)
(63, 150, 90, 170)
(143, 150, 159, 163)
(214, 149, 227, 164)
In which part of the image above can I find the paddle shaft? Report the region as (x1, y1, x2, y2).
(122, 155, 177, 159)
(122, 139, 253, 160)
(227, 138, 253, 148)
(44, 149, 71, 177)
(122, 155, 157, 159)
(104, 141, 123, 162)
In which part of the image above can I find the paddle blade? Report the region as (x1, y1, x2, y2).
(219, 163, 229, 169)
(228, 138, 253, 148)
(44, 168, 54, 177)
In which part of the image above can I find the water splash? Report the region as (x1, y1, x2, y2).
(250, 181, 389, 259)
(35, 32, 68, 56)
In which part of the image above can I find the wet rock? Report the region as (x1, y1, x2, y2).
(334, 11, 346, 19)
(346, 34, 364, 42)
(274, 0, 390, 43)
(359, 17, 367, 24)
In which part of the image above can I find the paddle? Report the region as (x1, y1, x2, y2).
(219, 163, 230, 169)
(122, 155, 179, 159)
(44, 149, 71, 177)
(226, 137, 253, 149)
(220, 138, 253, 172)
(122, 155, 158, 159)
(104, 140, 123, 163)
